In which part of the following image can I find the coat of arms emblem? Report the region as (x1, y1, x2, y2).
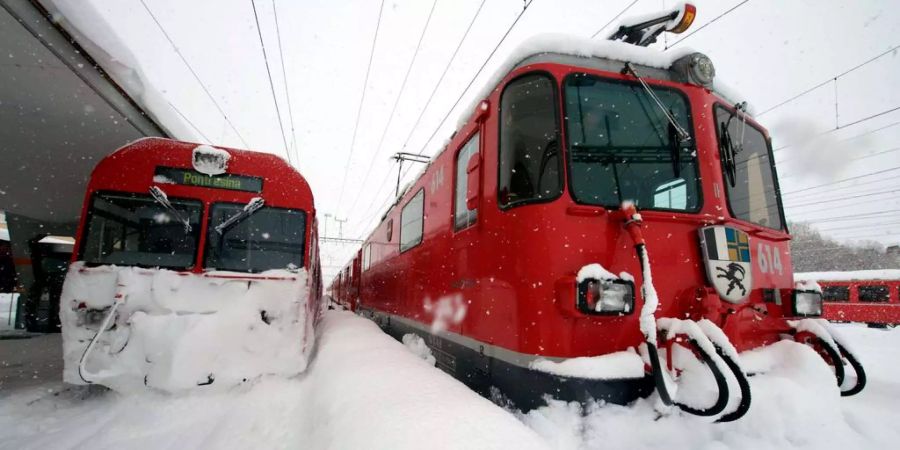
(699, 226, 752, 303)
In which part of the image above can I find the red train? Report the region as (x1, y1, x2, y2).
(61, 138, 323, 392)
(797, 270, 900, 326)
(331, 5, 865, 420)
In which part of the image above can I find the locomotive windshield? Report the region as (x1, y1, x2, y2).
(80, 192, 202, 269)
(205, 202, 306, 272)
(563, 73, 700, 211)
(715, 106, 784, 230)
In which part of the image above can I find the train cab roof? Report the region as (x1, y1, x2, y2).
(89, 137, 314, 210)
(378, 34, 744, 224)
(476, 33, 743, 115)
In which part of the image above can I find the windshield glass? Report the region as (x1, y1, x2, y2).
(715, 105, 784, 230)
(205, 203, 306, 272)
(564, 73, 700, 211)
(80, 192, 202, 269)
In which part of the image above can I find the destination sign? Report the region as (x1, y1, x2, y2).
(154, 167, 263, 193)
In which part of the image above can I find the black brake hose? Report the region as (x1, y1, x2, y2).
(630, 217, 732, 418)
(635, 243, 673, 407)
(815, 337, 846, 388)
(646, 341, 674, 406)
(636, 243, 729, 416)
(673, 338, 731, 417)
(836, 342, 867, 397)
(714, 345, 752, 423)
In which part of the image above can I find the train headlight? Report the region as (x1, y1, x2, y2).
(672, 52, 716, 87)
(577, 278, 635, 315)
(75, 304, 115, 330)
(792, 290, 823, 317)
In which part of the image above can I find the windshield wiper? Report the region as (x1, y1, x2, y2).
(623, 63, 691, 143)
(719, 102, 749, 187)
(215, 197, 265, 235)
(149, 186, 192, 233)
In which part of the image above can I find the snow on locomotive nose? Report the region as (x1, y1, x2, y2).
(61, 138, 323, 393)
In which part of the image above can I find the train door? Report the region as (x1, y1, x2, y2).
(450, 127, 483, 336)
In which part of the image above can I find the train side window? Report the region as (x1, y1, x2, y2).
(822, 286, 849, 302)
(454, 133, 480, 230)
(498, 74, 562, 208)
(858, 285, 889, 302)
(400, 189, 425, 252)
(362, 243, 371, 271)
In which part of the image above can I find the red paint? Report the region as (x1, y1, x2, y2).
(72, 137, 322, 316)
(820, 278, 900, 326)
(332, 60, 803, 361)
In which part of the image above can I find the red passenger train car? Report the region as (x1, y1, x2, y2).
(61, 138, 323, 392)
(797, 270, 900, 326)
(334, 5, 865, 420)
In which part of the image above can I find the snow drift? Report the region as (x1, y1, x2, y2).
(60, 262, 314, 393)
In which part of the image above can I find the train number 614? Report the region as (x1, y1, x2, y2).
(757, 243, 783, 275)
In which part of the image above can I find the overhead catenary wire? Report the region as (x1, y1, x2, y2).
(344, 0, 440, 217)
(790, 208, 900, 224)
(825, 231, 900, 240)
(352, 0, 535, 237)
(336, 0, 387, 209)
(815, 220, 900, 233)
(785, 188, 900, 209)
(665, 0, 750, 49)
(271, 0, 299, 163)
(590, 0, 640, 39)
(757, 43, 900, 117)
(397, 0, 487, 155)
(786, 181, 900, 202)
(413, 0, 536, 158)
(773, 111, 900, 154)
(780, 166, 900, 196)
(138, 0, 250, 148)
(777, 144, 900, 171)
(166, 101, 212, 143)
(250, 0, 292, 164)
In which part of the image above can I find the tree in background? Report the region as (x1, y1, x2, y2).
(789, 222, 897, 272)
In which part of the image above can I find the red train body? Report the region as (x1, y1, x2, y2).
(61, 138, 323, 391)
(330, 7, 865, 419)
(798, 271, 900, 326)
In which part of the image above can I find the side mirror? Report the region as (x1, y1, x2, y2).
(465, 152, 480, 211)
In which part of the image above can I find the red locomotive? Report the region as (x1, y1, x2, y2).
(61, 138, 323, 392)
(332, 4, 865, 421)
(798, 270, 900, 327)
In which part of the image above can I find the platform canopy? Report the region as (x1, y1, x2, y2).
(0, 0, 170, 224)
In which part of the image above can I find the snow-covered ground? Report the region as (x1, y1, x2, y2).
(2, 312, 899, 450)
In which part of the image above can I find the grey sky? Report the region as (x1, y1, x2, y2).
(79, 0, 900, 280)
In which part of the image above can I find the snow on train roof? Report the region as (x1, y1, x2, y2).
(386, 34, 745, 224)
(795, 270, 900, 282)
(460, 33, 697, 130)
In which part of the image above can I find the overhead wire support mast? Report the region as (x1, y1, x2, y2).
(250, 0, 292, 164)
(139, 0, 250, 148)
(391, 153, 430, 197)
